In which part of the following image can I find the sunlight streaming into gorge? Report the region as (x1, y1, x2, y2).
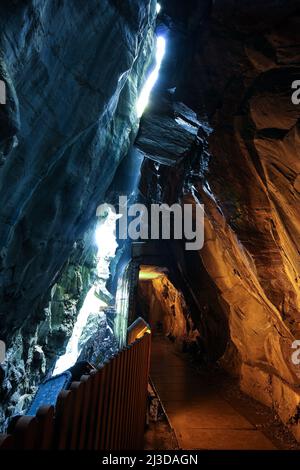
(136, 35, 166, 117)
(53, 208, 119, 375)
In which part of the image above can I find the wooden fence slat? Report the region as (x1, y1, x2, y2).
(136, 339, 144, 449)
(54, 390, 73, 450)
(13, 416, 38, 450)
(124, 345, 133, 449)
(130, 343, 137, 449)
(135, 340, 142, 450)
(140, 337, 148, 449)
(112, 350, 125, 450)
(140, 335, 151, 448)
(135, 340, 142, 449)
(36, 406, 54, 450)
(78, 375, 92, 450)
(99, 356, 117, 450)
(86, 370, 101, 450)
(99, 359, 116, 450)
(93, 367, 106, 450)
(108, 354, 122, 450)
(69, 381, 84, 450)
(129, 342, 139, 449)
(128, 344, 136, 450)
(118, 346, 130, 450)
(123, 346, 132, 450)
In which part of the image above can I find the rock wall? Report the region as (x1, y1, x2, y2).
(138, 273, 194, 343)
(78, 307, 118, 366)
(181, 0, 300, 440)
(0, 229, 97, 427)
(139, 0, 300, 440)
(0, 0, 156, 428)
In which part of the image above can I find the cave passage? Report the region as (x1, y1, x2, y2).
(138, 265, 278, 450)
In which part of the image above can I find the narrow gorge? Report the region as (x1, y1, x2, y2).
(0, 0, 300, 453)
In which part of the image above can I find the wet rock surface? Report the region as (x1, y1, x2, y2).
(78, 308, 118, 366)
(0, 229, 98, 429)
(0, 0, 156, 428)
(183, 0, 300, 440)
(136, 97, 201, 166)
(137, 0, 300, 441)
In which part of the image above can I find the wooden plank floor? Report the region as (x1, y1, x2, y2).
(150, 336, 277, 450)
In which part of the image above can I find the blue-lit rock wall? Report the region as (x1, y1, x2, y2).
(0, 0, 156, 428)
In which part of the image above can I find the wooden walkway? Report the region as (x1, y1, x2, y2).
(150, 336, 276, 450)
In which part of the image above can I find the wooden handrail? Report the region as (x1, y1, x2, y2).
(0, 332, 151, 451)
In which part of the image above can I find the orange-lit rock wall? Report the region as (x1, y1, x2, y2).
(138, 275, 199, 348)
(142, 0, 300, 440)
(178, 1, 300, 440)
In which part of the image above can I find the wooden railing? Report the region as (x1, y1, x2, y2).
(0, 332, 151, 450)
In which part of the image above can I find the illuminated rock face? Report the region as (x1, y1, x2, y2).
(140, 0, 300, 439)
(0, 0, 156, 428)
(138, 273, 192, 343)
(182, 1, 300, 440)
